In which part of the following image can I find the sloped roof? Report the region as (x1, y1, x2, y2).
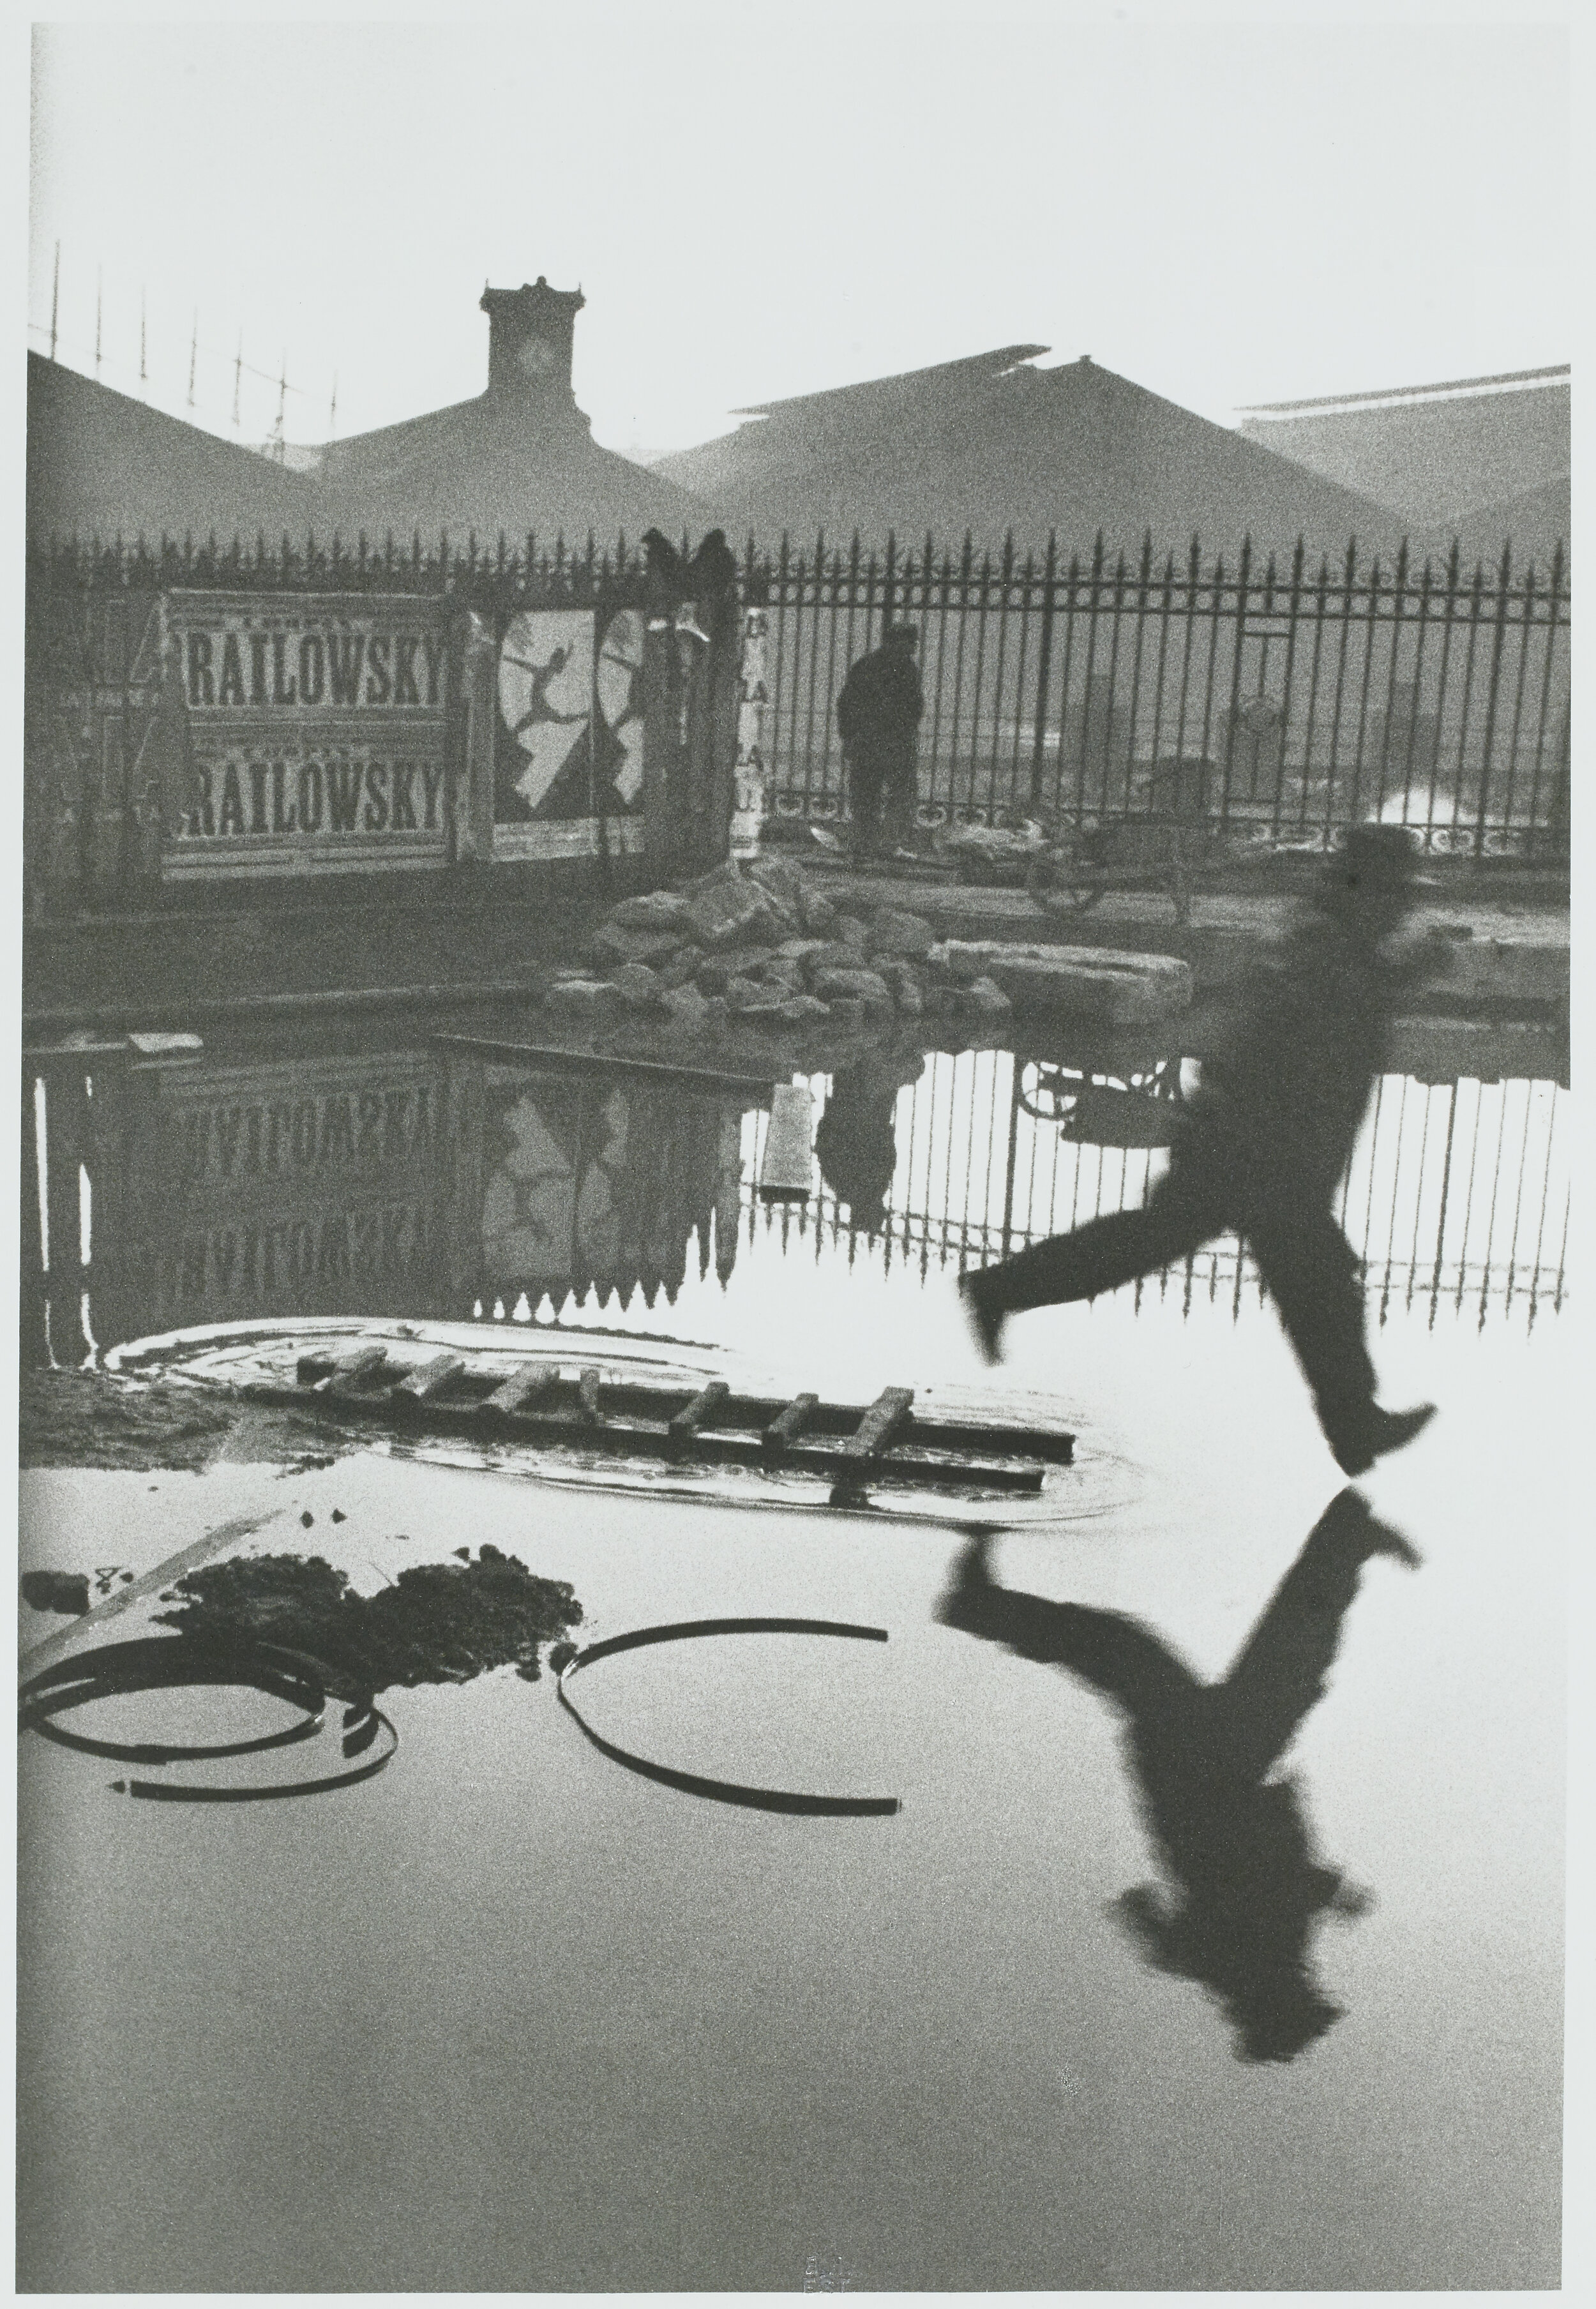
(27, 351, 314, 545)
(1422, 472, 1570, 570)
(1239, 370, 1570, 530)
(306, 390, 712, 551)
(656, 350, 1400, 561)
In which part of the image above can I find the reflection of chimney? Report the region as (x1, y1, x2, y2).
(479, 276, 586, 418)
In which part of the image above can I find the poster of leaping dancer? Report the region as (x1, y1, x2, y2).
(493, 609, 596, 857)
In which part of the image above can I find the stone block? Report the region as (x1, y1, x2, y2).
(797, 885, 839, 936)
(813, 966, 896, 1018)
(695, 956, 732, 993)
(937, 939, 1191, 1025)
(545, 978, 622, 1021)
(963, 975, 1014, 1022)
(612, 962, 663, 1008)
(877, 959, 924, 1016)
(658, 947, 704, 990)
(746, 855, 807, 912)
(870, 907, 935, 961)
(659, 983, 712, 1032)
(589, 921, 688, 969)
(826, 997, 866, 1033)
(686, 875, 769, 949)
(777, 995, 831, 1027)
(834, 914, 871, 951)
(726, 975, 787, 1016)
(607, 889, 695, 933)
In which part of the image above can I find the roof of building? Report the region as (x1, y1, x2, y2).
(27, 351, 315, 545)
(1237, 364, 1569, 416)
(305, 391, 711, 550)
(656, 349, 1401, 562)
(1421, 472, 1570, 570)
(1238, 368, 1569, 530)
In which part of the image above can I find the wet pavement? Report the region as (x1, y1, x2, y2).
(16, 1017, 1570, 2289)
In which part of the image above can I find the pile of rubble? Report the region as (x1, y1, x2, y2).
(544, 857, 1013, 1037)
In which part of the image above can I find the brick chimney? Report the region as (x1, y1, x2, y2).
(479, 277, 586, 412)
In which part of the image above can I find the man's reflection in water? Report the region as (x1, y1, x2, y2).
(814, 1043, 926, 1235)
(938, 1491, 1419, 2063)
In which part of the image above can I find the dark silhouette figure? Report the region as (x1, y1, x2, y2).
(937, 1493, 1419, 2063)
(836, 624, 924, 859)
(505, 642, 587, 735)
(814, 1045, 926, 1233)
(961, 825, 1437, 1476)
(688, 528, 741, 629)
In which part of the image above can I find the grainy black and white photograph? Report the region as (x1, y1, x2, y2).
(14, 1, 1579, 2294)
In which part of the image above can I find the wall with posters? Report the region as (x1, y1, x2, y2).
(162, 593, 454, 876)
(23, 541, 744, 911)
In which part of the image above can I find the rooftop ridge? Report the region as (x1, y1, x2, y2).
(1240, 365, 1569, 417)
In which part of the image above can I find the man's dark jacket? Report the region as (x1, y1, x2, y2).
(836, 647, 923, 768)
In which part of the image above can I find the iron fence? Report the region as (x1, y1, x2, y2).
(27, 522, 1572, 859)
(755, 530, 1571, 855)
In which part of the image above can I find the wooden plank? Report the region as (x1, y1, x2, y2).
(432, 1034, 778, 1095)
(482, 1360, 561, 1415)
(20, 1510, 288, 1674)
(312, 1343, 389, 1394)
(394, 1351, 464, 1402)
(668, 1380, 731, 1440)
(762, 1393, 819, 1455)
(578, 1368, 604, 1425)
(232, 1381, 1046, 1492)
(758, 1082, 815, 1202)
(837, 1387, 915, 1461)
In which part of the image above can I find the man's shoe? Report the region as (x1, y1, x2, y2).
(1330, 1402, 1436, 1477)
(959, 1272, 1005, 1366)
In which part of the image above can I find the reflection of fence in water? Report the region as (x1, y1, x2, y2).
(744, 1051, 1569, 1328)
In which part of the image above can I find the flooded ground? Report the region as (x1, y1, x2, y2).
(17, 1012, 1570, 2289)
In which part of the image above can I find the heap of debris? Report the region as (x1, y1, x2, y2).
(543, 857, 1013, 1040)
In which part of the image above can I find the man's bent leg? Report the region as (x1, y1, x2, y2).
(972, 1166, 1229, 1320)
(1248, 1207, 1381, 1461)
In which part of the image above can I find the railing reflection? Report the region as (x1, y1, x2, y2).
(746, 1042, 1570, 1331)
(20, 1023, 1569, 1365)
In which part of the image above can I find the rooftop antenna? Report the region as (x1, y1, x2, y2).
(187, 311, 197, 407)
(232, 331, 243, 426)
(49, 243, 59, 361)
(269, 351, 287, 462)
(139, 287, 147, 386)
(94, 267, 102, 377)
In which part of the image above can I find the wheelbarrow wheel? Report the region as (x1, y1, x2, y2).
(1027, 847, 1105, 917)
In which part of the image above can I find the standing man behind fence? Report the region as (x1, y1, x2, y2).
(836, 624, 924, 861)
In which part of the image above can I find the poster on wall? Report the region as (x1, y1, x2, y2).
(492, 606, 646, 861)
(161, 594, 453, 877)
(730, 604, 770, 858)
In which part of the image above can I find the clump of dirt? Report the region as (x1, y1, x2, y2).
(20, 1368, 243, 1471)
(151, 1544, 583, 1690)
(20, 1368, 346, 1475)
(20, 1569, 91, 1616)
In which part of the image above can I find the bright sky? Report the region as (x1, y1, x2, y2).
(27, 4, 1569, 463)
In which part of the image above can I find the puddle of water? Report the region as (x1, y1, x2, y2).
(15, 1014, 1572, 2290)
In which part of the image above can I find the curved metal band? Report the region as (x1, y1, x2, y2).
(20, 1637, 327, 1763)
(20, 1635, 400, 1802)
(557, 1616, 900, 1818)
